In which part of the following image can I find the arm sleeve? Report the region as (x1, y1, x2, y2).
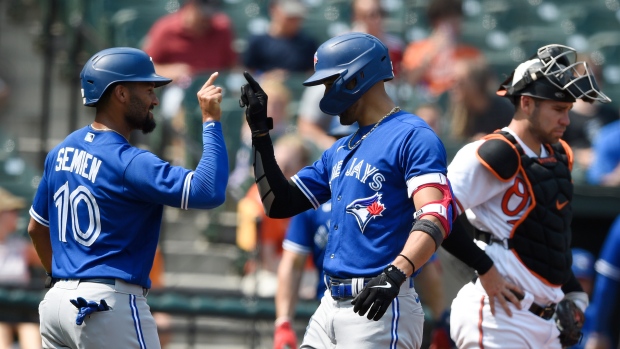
(441, 215, 494, 275)
(125, 122, 228, 209)
(561, 271, 584, 294)
(252, 135, 314, 218)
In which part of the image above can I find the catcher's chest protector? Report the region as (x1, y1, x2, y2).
(477, 131, 573, 285)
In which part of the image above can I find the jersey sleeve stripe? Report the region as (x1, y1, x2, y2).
(292, 175, 320, 209)
(283, 240, 311, 254)
(29, 207, 49, 227)
(406, 173, 447, 198)
(594, 259, 620, 281)
(181, 172, 194, 210)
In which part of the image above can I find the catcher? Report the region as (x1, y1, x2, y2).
(446, 44, 609, 348)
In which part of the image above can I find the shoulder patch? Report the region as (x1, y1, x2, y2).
(476, 137, 520, 181)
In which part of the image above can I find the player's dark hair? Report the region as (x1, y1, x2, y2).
(96, 82, 120, 108)
(427, 0, 463, 25)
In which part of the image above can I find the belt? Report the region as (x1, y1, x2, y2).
(475, 230, 513, 249)
(510, 289, 556, 320)
(328, 276, 373, 300)
(46, 277, 149, 297)
(471, 277, 556, 320)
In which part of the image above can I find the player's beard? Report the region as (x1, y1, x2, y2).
(126, 94, 156, 134)
(530, 104, 562, 144)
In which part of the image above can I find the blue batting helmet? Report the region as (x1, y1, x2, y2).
(571, 248, 595, 280)
(80, 47, 172, 107)
(303, 33, 394, 116)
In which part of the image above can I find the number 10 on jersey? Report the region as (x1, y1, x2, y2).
(53, 181, 102, 246)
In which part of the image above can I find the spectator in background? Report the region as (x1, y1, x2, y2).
(0, 76, 9, 110)
(587, 119, 620, 186)
(143, 0, 237, 83)
(414, 102, 443, 136)
(0, 187, 42, 349)
(296, 85, 338, 151)
(582, 215, 620, 349)
(402, 0, 481, 100)
(229, 78, 295, 200)
(236, 134, 311, 297)
(243, 0, 318, 74)
(447, 58, 512, 142)
(350, 0, 404, 75)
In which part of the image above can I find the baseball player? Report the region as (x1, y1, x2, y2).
(581, 215, 620, 349)
(27, 47, 228, 349)
(240, 32, 457, 348)
(446, 44, 611, 348)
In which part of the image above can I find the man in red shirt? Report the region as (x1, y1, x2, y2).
(143, 0, 237, 84)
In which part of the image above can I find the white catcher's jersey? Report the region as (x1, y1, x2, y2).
(447, 127, 564, 305)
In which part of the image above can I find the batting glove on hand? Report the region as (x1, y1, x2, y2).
(70, 297, 110, 326)
(239, 71, 273, 137)
(273, 318, 297, 349)
(351, 265, 406, 321)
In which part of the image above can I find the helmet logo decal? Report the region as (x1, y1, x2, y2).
(555, 92, 565, 98)
(346, 193, 385, 233)
(313, 52, 318, 71)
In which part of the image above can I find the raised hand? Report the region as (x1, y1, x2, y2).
(239, 71, 272, 137)
(197, 72, 223, 123)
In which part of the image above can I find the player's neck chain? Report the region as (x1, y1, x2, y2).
(90, 124, 128, 141)
(347, 106, 400, 150)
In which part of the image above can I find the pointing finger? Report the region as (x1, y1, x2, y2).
(243, 71, 263, 93)
(201, 71, 219, 90)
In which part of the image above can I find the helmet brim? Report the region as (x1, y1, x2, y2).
(303, 68, 344, 86)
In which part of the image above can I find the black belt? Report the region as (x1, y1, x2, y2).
(471, 277, 556, 320)
(510, 289, 556, 320)
(46, 277, 116, 288)
(475, 230, 514, 249)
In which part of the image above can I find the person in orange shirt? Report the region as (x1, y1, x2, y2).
(402, 0, 481, 98)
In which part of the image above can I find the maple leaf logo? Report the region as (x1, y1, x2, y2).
(367, 201, 384, 216)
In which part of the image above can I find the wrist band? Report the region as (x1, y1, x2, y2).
(398, 254, 416, 274)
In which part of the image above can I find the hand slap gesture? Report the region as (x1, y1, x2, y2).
(197, 72, 223, 123)
(239, 71, 272, 136)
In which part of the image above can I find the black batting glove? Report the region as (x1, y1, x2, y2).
(351, 265, 406, 321)
(239, 71, 273, 137)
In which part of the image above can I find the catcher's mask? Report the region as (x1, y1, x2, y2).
(497, 44, 611, 104)
(303, 33, 394, 116)
(80, 47, 172, 107)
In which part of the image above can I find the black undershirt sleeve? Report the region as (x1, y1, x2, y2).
(561, 271, 584, 294)
(442, 215, 494, 275)
(252, 135, 314, 218)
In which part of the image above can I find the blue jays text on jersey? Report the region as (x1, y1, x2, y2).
(291, 111, 448, 279)
(30, 123, 228, 288)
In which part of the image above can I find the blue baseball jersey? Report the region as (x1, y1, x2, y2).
(291, 111, 448, 278)
(582, 215, 620, 340)
(30, 122, 228, 288)
(283, 201, 332, 299)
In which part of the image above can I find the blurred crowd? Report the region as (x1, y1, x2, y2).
(1, 0, 620, 348)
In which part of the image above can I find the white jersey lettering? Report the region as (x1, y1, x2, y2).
(55, 147, 102, 184)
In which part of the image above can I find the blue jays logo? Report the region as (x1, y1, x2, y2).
(346, 193, 385, 233)
(313, 52, 318, 70)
